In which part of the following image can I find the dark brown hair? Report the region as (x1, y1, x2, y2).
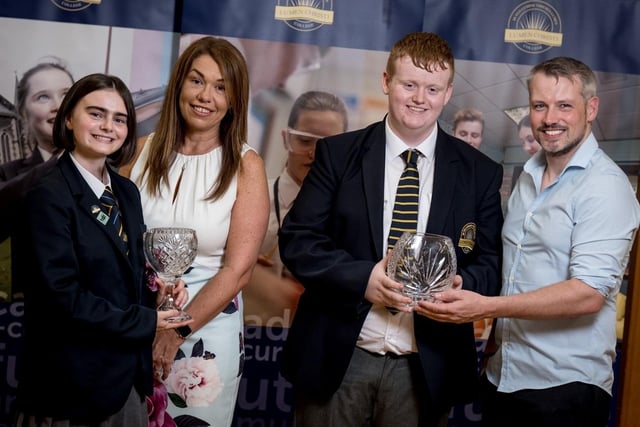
(52, 73, 137, 167)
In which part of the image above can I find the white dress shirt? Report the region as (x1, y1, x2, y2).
(357, 120, 437, 355)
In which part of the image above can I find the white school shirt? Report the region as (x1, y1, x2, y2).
(357, 120, 436, 355)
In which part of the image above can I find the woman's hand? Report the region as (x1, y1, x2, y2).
(152, 329, 185, 380)
(155, 277, 189, 308)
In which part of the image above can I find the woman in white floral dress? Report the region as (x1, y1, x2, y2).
(123, 36, 269, 427)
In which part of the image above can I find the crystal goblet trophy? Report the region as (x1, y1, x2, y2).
(387, 232, 457, 306)
(143, 227, 198, 322)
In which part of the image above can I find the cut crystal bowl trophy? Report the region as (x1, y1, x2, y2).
(387, 232, 457, 307)
(143, 227, 198, 322)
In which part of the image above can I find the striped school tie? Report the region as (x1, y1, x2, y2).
(388, 149, 420, 249)
(100, 186, 129, 251)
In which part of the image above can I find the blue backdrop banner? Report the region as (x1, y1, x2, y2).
(179, 0, 640, 74)
(0, 0, 177, 32)
(1, 0, 638, 73)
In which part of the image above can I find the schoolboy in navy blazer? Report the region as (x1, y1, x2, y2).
(278, 32, 503, 425)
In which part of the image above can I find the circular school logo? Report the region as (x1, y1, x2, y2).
(50, 0, 94, 12)
(504, 1, 563, 54)
(275, 0, 334, 32)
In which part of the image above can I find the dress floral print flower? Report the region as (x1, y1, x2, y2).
(166, 338, 224, 408)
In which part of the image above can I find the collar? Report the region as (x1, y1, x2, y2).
(524, 132, 599, 178)
(69, 153, 112, 199)
(278, 168, 302, 207)
(384, 118, 437, 162)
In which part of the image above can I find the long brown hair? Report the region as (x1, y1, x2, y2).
(142, 36, 250, 200)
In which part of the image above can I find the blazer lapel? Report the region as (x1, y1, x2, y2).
(23, 148, 45, 169)
(59, 154, 131, 262)
(110, 171, 145, 301)
(361, 122, 387, 258)
(109, 171, 142, 258)
(427, 128, 458, 234)
(87, 191, 131, 260)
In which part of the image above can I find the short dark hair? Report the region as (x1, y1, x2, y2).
(52, 73, 137, 167)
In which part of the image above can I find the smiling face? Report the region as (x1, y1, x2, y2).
(23, 68, 73, 152)
(453, 120, 483, 148)
(65, 88, 128, 167)
(383, 55, 452, 146)
(529, 72, 598, 160)
(179, 54, 229, 142)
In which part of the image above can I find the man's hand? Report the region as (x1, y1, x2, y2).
(414, 288, 489, 323)
(364, 253, 412, 312)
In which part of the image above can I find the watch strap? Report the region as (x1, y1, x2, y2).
(175, 325, 192, 339)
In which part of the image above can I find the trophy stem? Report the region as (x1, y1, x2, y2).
(144, 227, 198, 323)
(157, 276, 192, 322)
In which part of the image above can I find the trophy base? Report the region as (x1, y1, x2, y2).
(165, 311, 192, 323)
(158, 302, 192, 323)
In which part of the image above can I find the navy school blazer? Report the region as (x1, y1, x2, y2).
(279, 120, 504, 410)
(14, 152, 158, 421)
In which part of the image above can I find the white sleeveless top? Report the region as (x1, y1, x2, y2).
(129, 134, 254, 272)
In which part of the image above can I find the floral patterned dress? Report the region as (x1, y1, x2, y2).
(130, 135, 247, 427)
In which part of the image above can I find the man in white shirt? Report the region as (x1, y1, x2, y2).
(419, 56, 640, 427)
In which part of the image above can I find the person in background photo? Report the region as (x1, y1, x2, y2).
(122, 36, 269, 427)
(452, 107, 484, 149)
(278, 32, 503, 427)
(0, 60, 73, 180)
(510, 114, 542, 192)
(419, 56, 640, 427)
(518, 114, 541, 156)
(0, 60, 74, 301)
(243, 90, 348, 326)
(14, 73, 190, 426)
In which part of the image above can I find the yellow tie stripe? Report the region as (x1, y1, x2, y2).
(387, 149, 420, 249)
(100, 186, 129, 253)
